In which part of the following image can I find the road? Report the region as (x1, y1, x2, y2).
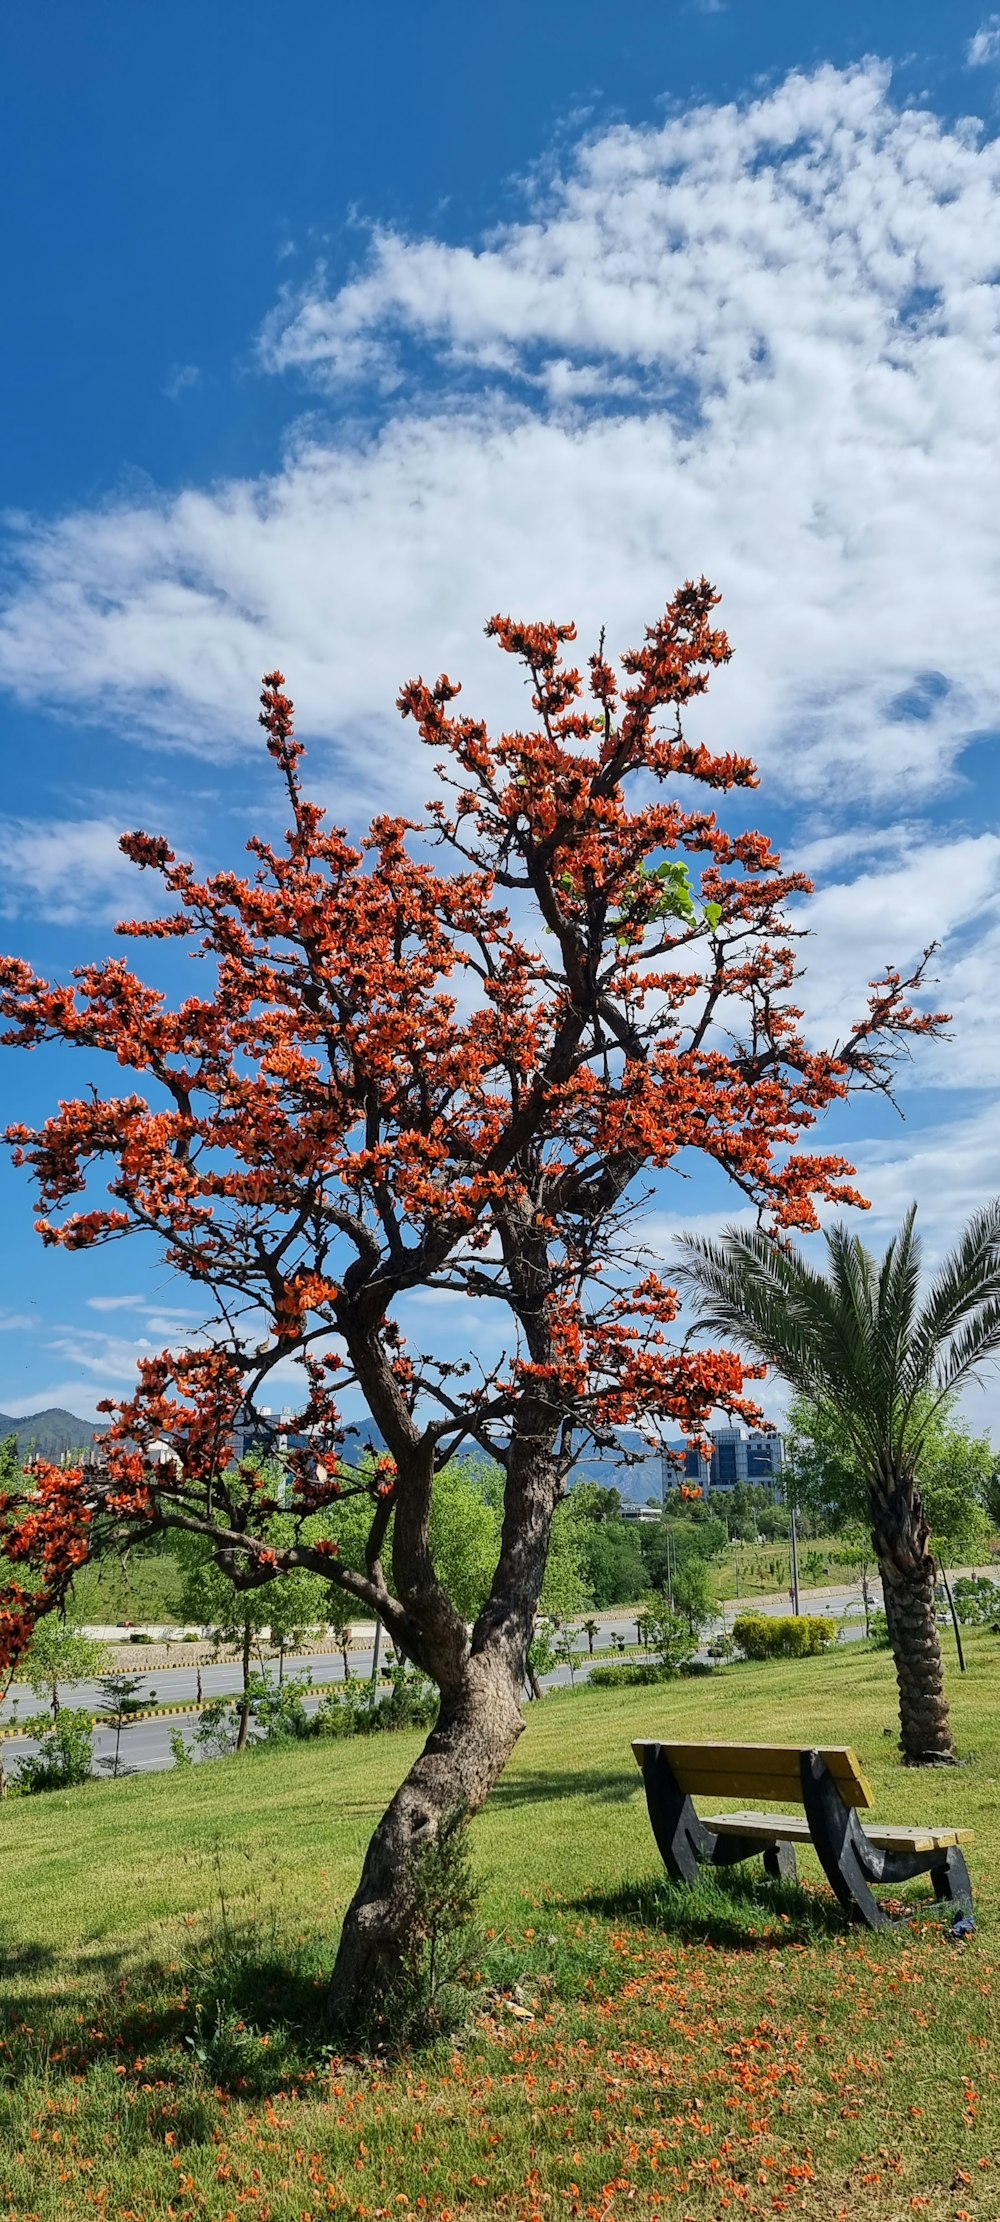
(8, 1562, 993, 1782)
(0, 1580, 889, 1779)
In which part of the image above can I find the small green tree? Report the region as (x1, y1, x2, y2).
(176, 1516, 328, 1751)
(641, 1596, 698, 1672)
(19, 1621, 109, 1720)
(95, 1672, 146, 1778)
(553, 1623, 582, 1685)
(672, 1555, 715, 1634)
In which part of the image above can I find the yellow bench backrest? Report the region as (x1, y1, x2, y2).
(631, 1739, 875, 1811)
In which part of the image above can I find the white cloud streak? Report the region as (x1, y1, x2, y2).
(0, 816, 143, 924)
(1, 59, 999, 1417)
(968, 18, 1000, 66)
(0, 63, 997, 814)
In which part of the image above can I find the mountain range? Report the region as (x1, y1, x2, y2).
(0, 1407, 663, 1502)
(0, 1407, 108, 1461)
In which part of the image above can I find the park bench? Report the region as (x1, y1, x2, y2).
(632, 1739, 974, 1929)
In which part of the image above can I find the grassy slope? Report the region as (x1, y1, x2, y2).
(1, 1636, 998, 2222)
(68, 1551, 185, 1625)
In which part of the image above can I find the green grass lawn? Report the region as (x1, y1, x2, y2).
(713, 1536, 861, 1602)
(1, 1636, 998, 2222)
(68, 1551, 186, 1626)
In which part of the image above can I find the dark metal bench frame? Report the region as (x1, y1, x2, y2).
(640, 1742, 973, 1929)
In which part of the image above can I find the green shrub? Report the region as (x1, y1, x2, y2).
(168, 1727, 193, 1769)
(639, 1599, 698, 1673)
(588, 1661, 684, 1688)
(867, 1608, 891, 1649)
(11, 1709, 94, 1793)
(731, 1612, 836, 1661)
(951, 1575, 1000, 1627)
(385, 1808, 481, 2047)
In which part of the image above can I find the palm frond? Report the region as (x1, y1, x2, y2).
(675, 1222, 886, 1467)
(871, 1205, 922, 1449)
(904, 1199, 1000, 1405)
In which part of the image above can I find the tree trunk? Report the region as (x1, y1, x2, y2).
(881, 1555, 955, 1762)
(326, 1646, 523, 2033)
(235, 1619, 252, 1753)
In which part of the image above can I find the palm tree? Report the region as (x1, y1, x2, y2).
(675, 1203, 1000, 1763)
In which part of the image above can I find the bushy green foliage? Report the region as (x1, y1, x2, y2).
(588, 1595, 698, 1684)
(640, 1507, 727, 1592)
(19, 1621, 109, 1718)
(671, 1554, 715, 1632)
(10, 1708, 94, 1793)
(527, 1621, 557, 1686)
(715, 1481, 789, 1542)
(195, 1670, 313, 1755)
(175, 1518, 330, 1654)
(785, 1394, 994, 1559)
(641, 1596, 700, 1670)
(731, 1611, 835, 1660)
(951, 1575, 1000, 1627)
(576, 1516, 646, 1606)
(379, 1808, 481, 2048)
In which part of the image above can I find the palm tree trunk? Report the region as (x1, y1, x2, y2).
(870, 1465, 955, 1764)
(881, 1556, 954, 1762)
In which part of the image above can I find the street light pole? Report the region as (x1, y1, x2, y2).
(790, 1501, 801, 1616)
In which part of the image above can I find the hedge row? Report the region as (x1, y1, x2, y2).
(730, 1612, 836, 1660)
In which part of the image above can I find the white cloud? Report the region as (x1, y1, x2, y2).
(163, 363, 201, 400)
(0, 63, 999, 810)
(853, 1100, 1000, 1250)
(0, 816, 146, 924)
(792, 830, 1000, 1085)
(968, 18, 1000, 66)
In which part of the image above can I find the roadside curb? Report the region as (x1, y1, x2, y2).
(0, 1701, 203, 1742)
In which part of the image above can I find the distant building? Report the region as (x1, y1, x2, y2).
(620, 1501, 662, 1523)
(663, 1425, 784, 1496)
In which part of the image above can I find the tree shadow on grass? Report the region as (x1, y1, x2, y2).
(0, 1925, 57, 1978)
(573, 1864, 850, 1948)
(493, 1764, 638, 1808)
(0, 1919, 332, 2102)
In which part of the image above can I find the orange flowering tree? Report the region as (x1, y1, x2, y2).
(0, 582, 938, 2023)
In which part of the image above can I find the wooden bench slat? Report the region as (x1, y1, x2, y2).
(704, 1809, 975, 1853)
(631, 1739, 875, 1809)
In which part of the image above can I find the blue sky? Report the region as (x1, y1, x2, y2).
(3, 0, 1000, 1435)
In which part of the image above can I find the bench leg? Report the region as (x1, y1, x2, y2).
(639, 1747, 782, 1885)
(799, 1751, 975, 1927)
(763, 1841, 797, 1884)
(799, 1750, 890, 1928)
(640, 1745, 713, 1882)
(929, 1844, 973, 1913)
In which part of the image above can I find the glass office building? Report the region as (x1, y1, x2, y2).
(663, 1425, 784, 1496)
